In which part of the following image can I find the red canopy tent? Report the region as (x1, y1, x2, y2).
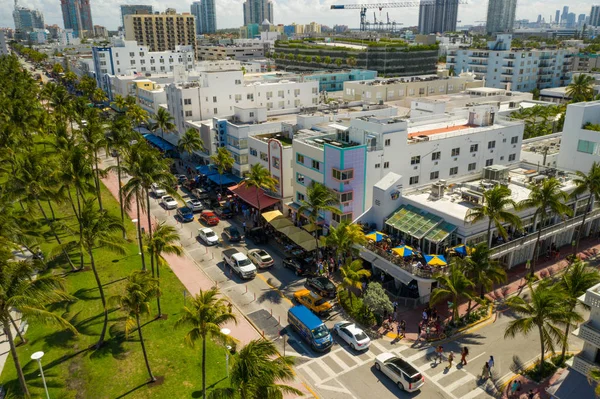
(230, 184, 279, 210)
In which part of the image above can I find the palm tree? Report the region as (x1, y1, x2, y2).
(126, 104, 147, 134)
(558, 261, 600, 359)
(464, 185, 522, 247)
(80, 107, 107, 210)
(177, 128, 204, 158)
(111, 94, 127, 113)
(518, 178, 572, 276)
(587, 368, 600, 397)
(0, 250, 76, 397)
(243, 163, 277, 214)
(143, 222, 183, 318)
(109, 271, 160, 382)
(431, 262, 476, 322)
(208, 339, 302, 399)
(210, 147, 235, 192)
(339, 259, 371, 304)
(461, 243, 507, 298)
(91, 87, 107, 105)
(298, 181, 340, 251)
(504, 281, 579, 376)
(152, 107, 175, 139)
(80, 199, 126, 348)
(175, 288, 238, 399)
(566, 73, 595, 103)
(571, 162, 600, 251)
(321, 221, 366, 264)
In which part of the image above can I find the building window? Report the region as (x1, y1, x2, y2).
(260, 152, 268, 162)
(338, 191, 353, 203)
(249, 147, 257, 156)
(470, 144, 478, 153)
(247, 94, 254, 100)
(297, 154, 305, 164)
(213, 108, 218, 114)
(332, 213, 353, 223)
(185, 110, 192, 117)
(235, 79, 241, 85)
(486, 158, 494, 166)
(419, 88, 425, 95)
(383, 161, 390, 169)
(432, 151, 441, 161)
(385, 139, 391, 146)
(311, 160, 320, 170)
(451, 148, 460, 157)
(297, 192, 305, 202)
(488, 140, 496, 149)
(184, 98, 191, 105)
(449, 167, 458, 176)
(374, 163, 380, 168)
(577, 140, 597, 154)
(409, 176, 419, 185)
(511, 136, 519, 144)
(508, 154, 516, 161)
(332, 169, 354, 181)
(296, 173, 306, 185)
(411, 156, 421, 165)
(272, 157, 280, 169)
(430, 171, 439, 180)
(468, 162, 476, 171)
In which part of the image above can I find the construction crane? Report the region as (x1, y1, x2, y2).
(331, 1, 468, 31)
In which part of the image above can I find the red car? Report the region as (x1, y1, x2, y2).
(199, 210, 219, 226)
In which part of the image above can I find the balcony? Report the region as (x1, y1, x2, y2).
(577, 321, 600, 348)
(572, 353, 600, 377)
(504, 54, 516, 59)
(501, 71, 513, 76)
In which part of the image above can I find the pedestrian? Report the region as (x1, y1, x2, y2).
(393, 301, 398, 314)
(422, 310, 428, 322)
(461, 347, 469, 365)
(400, 320, 406, 337)
(527, 389, 535, 399)
(242, 221, 246, 232)
(432, 307, 438, 321)
(481, 362, 490, 380)
(510, 380, 519, 397)
(396, 323, 401, 338)
(435, 345, 443, 364)
(416, 323, 422, 341)
(446, 352, 454, 369)
(426, 324, 431, 339)
(488, 355, 495, 373)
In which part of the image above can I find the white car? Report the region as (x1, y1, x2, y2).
(160, 195, 178, 210)
(374, 353, 425, 393)
(151, 183, 166, 197)
(247, 249, 274, 268)
(186, 199, 204, 212)
(333, 321, 371, 351)
(198, 228, 219, 246)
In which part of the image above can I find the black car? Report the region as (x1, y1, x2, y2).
(224, 226, 242, 242)
(245, 227, 268, 244)
(305, 276, 337, 298)
(215, 207, 233, 219)
(283, 257, 313, 276)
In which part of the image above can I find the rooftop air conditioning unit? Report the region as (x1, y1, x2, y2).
(431, 181, 445, 198)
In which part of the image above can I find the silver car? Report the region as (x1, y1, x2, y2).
(333, 321, 370, 351)
(374, 353, 424, 392)
(186, 199, 204, 212)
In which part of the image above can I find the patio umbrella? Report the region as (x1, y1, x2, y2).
(365, 231, 387, 242)
(270, 216, 294, 230)
(424, 254, 448, 266)
(452, 244, 469, 256)
(392, 245, 414, 257)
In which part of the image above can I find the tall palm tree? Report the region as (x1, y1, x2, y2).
(566, 73, 595, 103)
(177, 128, 204, 158)
(208, 339, 302, 399)
(518, 178, 573, 276)
(143, 222, 183, 318)
(80, 199, 126, 348)
(109, 271, 160, 382)
(175, 288, 238, 399)
(298, 181, 340, 252)
(152, 107, 175, 139)
(111, 94, 127, 113)
(464, 185, 522, 247)
(587, 368, 600, 397)
(504, 281, 579, 376)
(558, 261, 600, 359)
(126, 104, 148, 135)
(461, 243, 507, 298)
(339, 259, 372, 305)
(210, 147, 235, 192)
(243, 163, 277, 214)
(571, 162, 600, 251)
(321, 221, 366, 264)
(0, 250, 76, 397)
(431, 262, 476, 322)
(80, 107, 107, 210)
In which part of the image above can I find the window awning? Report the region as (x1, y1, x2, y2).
(262, 210, 283, 222)
(329, 123, 349, 132)
(142, 133, 175, 152)
(385, 204, 443, 240)
(208, 173, 243, 186)
(425, 221, 457, 244)
(196, 164, 218, 176)
(230, 184, 280, 210)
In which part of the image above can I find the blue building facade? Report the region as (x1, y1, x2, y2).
(302, 69, 378, 92)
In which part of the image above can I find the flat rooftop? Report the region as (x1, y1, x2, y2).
(522, 136, 562, 155)
(407, 121, 475, 139)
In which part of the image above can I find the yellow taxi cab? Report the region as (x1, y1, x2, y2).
(293, 289, 333, 316)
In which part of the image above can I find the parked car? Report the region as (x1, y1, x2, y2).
(176, 174, 188, 184)
(198, 228, 219, 246)
(151, 183, 166, 197)
(333, 321, 371, 351)
(214, 207, 233, 219)
(293, 289, 332, 316)
(305, 276, 336, 298)
(192, 187, 210, 200)
(224, 226, 242, 242)
(222, 248, 257, 279)
(374, 353, 425, 392)
(176, 206, 195, 222)
(247, 249, 274, 268)
(199, 210, 219, 226)
(283, 257, 313, 276)
(160, 195, 178, 210)
(186, 199, 203, 212)
(245, 227, 268, 244)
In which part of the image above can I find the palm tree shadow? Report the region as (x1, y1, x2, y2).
(89, 324, 129, 360)
(114, 381, 153, 399)
(194, 376, 227, 397)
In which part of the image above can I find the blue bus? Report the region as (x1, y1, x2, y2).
(288, 305, 333, 352)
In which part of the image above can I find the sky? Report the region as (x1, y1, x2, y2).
(2, 0, 598, 31)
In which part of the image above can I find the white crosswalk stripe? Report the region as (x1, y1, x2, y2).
(461, 386, 489, 399)
(316, 359, 338, 379)
(445, 373, 476, 393)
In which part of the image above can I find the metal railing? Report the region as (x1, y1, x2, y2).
(363, 242, 448, 279)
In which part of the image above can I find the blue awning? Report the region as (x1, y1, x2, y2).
(196, 164, 218, 176)
(207, 173, 243, 186)
(142, 133, 176, 152)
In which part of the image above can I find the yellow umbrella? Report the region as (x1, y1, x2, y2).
(365, 231, 387, 242)
(392, 245, 414, 257)
(424, 254, 448, 266)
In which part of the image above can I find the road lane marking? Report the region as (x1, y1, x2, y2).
(370, 340, 389, 354)
(429, 363, 462, 382)
(316, 359, 338, 379)
(329, 352, 352, 369)
(445, 373, 476, 392)
(317, 382, 355, 396)
(301, 365, 323, 384)
(406, 348, 434, 363)
(461, 386, 488, 399)
(467, 351, 487, 364)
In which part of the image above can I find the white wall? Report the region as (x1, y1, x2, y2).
(558, 101, 600, 173)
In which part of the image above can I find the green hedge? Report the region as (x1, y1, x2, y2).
(338, 289, 376, 327)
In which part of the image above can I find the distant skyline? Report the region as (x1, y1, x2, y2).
(2, 0, 598, 31)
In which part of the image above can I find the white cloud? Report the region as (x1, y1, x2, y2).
(2, 0, 597, 31)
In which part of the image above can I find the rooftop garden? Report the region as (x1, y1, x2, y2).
(583, 122, 600, 131)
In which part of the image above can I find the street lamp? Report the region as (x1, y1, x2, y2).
(220, 328, 232, 378)
(132, 219, 141, 255)
(30, 351, 50, 399)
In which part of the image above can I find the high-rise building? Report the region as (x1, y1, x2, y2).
(566, 12, 576, 28)
(418, 0, 459, 34)
(536, 14, 542, 24)
(61, 0, 93, 37)
(555, 10, 560, 24)
(243, 0, 274, 26)
(191, 0, 216, 34)
(13, 2, 45, 38)
(590, 6, 600, 27)
(123, 12, 197, 54)
(561, 6, 569, 24)
(485, 0, 517, 35)
(93, 25, 107, 37)
(0, 30, 9, 56)
(577, 13, 587, 28)
(120, 5, 153, 29)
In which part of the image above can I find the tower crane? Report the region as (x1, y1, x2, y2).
(331, 1, 468, 31)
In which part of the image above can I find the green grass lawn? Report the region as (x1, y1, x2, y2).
(0, 184, 230, 398)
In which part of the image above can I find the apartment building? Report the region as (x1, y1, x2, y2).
(557, 101, 600, 174)
(123, 12, 196, 54)
(300, 69, 377, 92)
(573, 53, 600, 72)
(342, 72, 483, 102)
(447, 34, 575, 91)
(196, 43, 265, 61)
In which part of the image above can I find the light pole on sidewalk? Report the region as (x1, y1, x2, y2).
(31, 351, 50, 399)
(220, 328, 232, 378)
